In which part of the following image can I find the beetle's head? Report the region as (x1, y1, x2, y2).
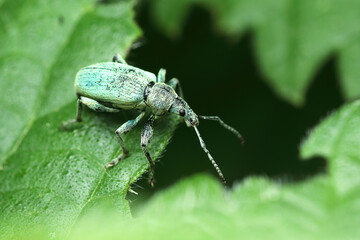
(169, 97, 199, 127)
(146, 83, 198, 126)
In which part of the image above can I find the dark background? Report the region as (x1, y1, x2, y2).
(127, 3, 342, 195)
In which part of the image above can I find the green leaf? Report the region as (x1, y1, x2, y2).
(0, 104, 179, 239)
(339, 37, 360, 100)
(151, 0, 360, 105)
(66, 177, 360, 240)
(60, 100, 360, 239)
(2, 0, 360, 238)
(0, 0, 177, 238)
(301, 100, 360, 196)
(0, 0, 141, 164)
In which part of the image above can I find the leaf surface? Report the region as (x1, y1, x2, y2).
(0, 0, 180, 238)
(0, 0, 141, 164)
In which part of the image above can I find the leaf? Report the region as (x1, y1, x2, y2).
(0, 0, 141, 164)
(339, 37, 360, 100)
(0, 0, 179, 238)
(66, 176, 360, 240)
(0, 103, 179, 239)
(58, 100, 360, 239)
(301, 100, 360, 196)
(151, 0, 360, 105)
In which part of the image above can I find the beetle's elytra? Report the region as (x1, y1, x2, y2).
(63, 54, 244, 186)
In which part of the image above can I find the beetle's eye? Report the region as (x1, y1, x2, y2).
(179, 109, 185, 117)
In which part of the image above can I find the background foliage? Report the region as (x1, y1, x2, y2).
(0, 0, 360, 239)
(152, 0, 360, 104)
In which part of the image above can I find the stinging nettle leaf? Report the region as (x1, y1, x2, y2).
(0, 0, 178, 238)
(338, 37, 360, 100)
(301, 99, 360, 196)
(0, 0, 141, 164)
(65, 175, 360, 240)
(0, 105, 179, 239)
(2, 0, 360, 239)
(0, 0, 98, 164)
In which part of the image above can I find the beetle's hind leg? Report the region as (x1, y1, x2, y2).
(112, 53, 127, 64)
(62, 96, 83, 129)
(62, 96, 120, 129)
(81, 97, 121, 113)
(105, 112, 146, 169)
(167, 78, 184, 98)
(157, 68, 184, 98)
(157, 68, 166, 83)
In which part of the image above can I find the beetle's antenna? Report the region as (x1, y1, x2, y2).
(198, 115, 244, 144)
(193, 126, 226, 185)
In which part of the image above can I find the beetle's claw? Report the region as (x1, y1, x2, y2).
(104, 162, 114, 169)
(61, 119, 82, 131)
(104, 153, 128, 169)
(61, 122, 68, 130)
(61, 121, 73, 130)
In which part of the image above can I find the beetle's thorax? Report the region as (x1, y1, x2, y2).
(145, 82, 177, 116)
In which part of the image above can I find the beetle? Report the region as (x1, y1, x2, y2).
(63, 54, 244, 186)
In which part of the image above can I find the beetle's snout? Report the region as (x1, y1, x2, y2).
(185, 114, 199, 127)
(191, 116, 199, 126)
(168, 96, 198, 126)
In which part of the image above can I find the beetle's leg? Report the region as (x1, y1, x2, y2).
(157, 68, 166, 83)
(105, 111, 146, 169)
(198, 115, 244, 144)
(158, 69, 184, 98)
(81, 96, 120, 113)
(112, 53, 127, 65)
(62, 97, 83, 129)
(62, 97, 120, 129)
(166, 78, 184, 98)
(141, 115, 156, 187)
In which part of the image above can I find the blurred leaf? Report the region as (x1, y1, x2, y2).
(339, 37, 360, 100)
(301, 99, 360, 196)
(151, 0, 360, 105)
(69, 176, 360, 240)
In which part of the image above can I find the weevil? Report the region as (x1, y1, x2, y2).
(63, 54, 244, 186)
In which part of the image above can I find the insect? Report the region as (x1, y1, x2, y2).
(63, 54, 244, 186)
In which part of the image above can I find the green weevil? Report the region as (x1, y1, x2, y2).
(63, 54, 244, 186)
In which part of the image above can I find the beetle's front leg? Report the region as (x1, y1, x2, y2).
(141, 115, 156, 187)
(105, 111, 146, 168)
